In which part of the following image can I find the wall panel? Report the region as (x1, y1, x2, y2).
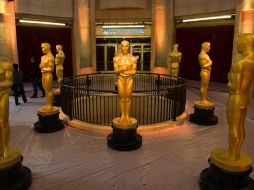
(16, 25, 73, 82)
(176, 25, 234, 83)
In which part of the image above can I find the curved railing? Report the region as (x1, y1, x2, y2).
(61, 72, 186, 126)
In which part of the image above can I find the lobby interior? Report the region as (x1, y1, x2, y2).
(1, 0, 254, 189)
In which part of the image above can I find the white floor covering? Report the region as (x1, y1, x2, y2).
(7, 81, 254, 190)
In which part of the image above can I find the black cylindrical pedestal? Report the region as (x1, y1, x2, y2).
(34, 112, 65, 133)
(0, 157, 32, 190)
(189, 106, 218, 125)
(107, 125, 142, 151)
(200, 159, 254, 190)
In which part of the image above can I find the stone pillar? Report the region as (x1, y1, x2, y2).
(0, 0, 11, 60)
(232, 0, 254, 96)
(232, 0, 254, 62)
(8, 1, 18, 63)
(151, 0, 174, 74)
(73, 0, 96, 75)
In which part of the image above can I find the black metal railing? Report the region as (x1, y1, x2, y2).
(61, 72, 186, 126)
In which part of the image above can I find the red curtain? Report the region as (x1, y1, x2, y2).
(16, 25, 73, 82)
(176, 25, 234, 83)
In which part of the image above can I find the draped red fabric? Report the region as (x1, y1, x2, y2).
(176, 25, 234, 83)
(16, 25, 73, 82)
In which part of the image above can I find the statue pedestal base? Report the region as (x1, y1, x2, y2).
(34, 108, 65, 133)
(0, 156, 32, 190)
(107, 117, 142, 151)
(200, 159, 254, 190)
(53, 90, 61, 106)
(189, 101, 218, 125)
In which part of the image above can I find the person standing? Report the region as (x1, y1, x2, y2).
(12, 64, 27, 105)
(30, 57, 45, 98)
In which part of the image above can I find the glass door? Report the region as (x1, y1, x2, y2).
(107, 46, 115, 71)
(96, 44, 116, 71)
(131, 45, 142, 71)
(143, 45, 151, 71)
(131, 44, 150, 71)
(96, 46, 104, 71)
(96, 38, 151, 72)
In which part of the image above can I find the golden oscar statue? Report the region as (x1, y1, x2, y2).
(200, 34, 254, 189)
(54, 44, 65, 94)
(107, 40, 142, 151)
(114, 40, 137, 125)
(39, 43, 57, 113)
(0, 59, 31, 189)
(0, 59, 20, 167)
(211, 33, 254, 171)
(34, 43, 64, 133)
(189, 42, 217, 125)
(197, 42, 213, 106)
(169, 43, 182, 77)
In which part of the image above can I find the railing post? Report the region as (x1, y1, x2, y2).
(69, 87, 73, 120)
(62, 84, 73, 120)
(173, 87, 178, 121)
(179, 85, 186, 114)
(86, 75, 90, 96)
(156, 74, 161, 94)
(114, 81, 118, 93)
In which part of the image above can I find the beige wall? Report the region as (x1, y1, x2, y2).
(174, 0, 237, 17)
(95, 0, 151, 22)
(14, 0, 73, 18)
(98, 0, 149, 9)
(13, 0, 238, 19)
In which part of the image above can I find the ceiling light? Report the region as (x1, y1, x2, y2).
(19, 19, 66, 26)
(182, 15, 232, 23)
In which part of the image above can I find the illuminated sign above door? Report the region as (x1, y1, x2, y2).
(103, 28, 144, 34)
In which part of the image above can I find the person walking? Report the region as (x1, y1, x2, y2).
(30, 57, 45, 98)
(12, 63, 27, 105)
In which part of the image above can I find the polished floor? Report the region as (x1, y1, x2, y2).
(8, 81, 254, 190)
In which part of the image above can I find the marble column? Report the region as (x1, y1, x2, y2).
(232, 0, 254, 62)
(232, 0, 254, 96)
(0, 0, 11, 60)
(151, 0, 174, 74)
(8, 1, 18, 63)
(73, 0, 96, 75)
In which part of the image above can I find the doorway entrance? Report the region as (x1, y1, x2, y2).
(96, 38, 151, 72)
